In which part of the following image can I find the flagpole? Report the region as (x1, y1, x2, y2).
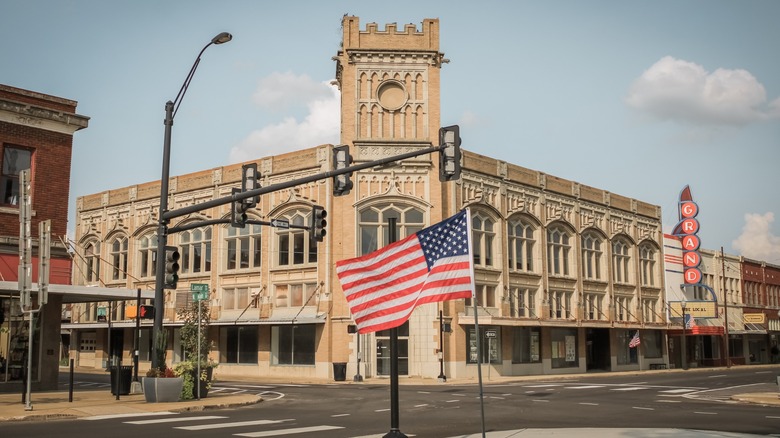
(466, 208, 486, 438)
(384, 217, 407, 438)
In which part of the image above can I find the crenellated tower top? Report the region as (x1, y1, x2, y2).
(334, 16, 446, 149)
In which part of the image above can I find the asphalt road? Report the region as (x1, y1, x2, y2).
(2, 367, 779, 437)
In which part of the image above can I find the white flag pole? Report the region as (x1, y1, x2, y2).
(465, 208, 486, 437)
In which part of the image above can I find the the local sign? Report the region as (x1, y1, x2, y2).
(669, 301, 717, 318)
(191, 283, 209, 301)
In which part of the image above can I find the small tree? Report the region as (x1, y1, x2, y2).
(174, 297, 217, 399)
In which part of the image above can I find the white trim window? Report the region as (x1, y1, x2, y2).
(615, 295, 632, 321)
(642, 297, 658, 323)
(581, 232, 603, 280)
(465, 284, 497, 309)
(358, 203, 424, 256)
(84, 239, 101, 283)
(276, 209, 316, 266)
(109, 235, 128, 281)
(226, 224, 262, 270)
(612, 239, 631, 284)
(275, 283, 318, 308)
(549, 290, 573, 319)
(639, 243, 656, 287)
(137, 232, 157, 279)
(472, 213, 496, 267)
(584, 292, 604, 320)
(508, 217, 535, 272)
(547, 226, 571, 276)
(181, 227, 212, 274)
(509, 287, 536, 318)
(223, 286, 250, 311)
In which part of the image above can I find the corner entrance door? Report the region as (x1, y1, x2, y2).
(375, 321, 409, 376)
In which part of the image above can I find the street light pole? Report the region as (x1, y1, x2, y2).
(152, 32, 232, 371)
(681, 300, 688, 371)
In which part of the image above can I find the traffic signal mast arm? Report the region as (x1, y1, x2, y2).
(161, 143, 444, 223)
(169, 218, 311, 234)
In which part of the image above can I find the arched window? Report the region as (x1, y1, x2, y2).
(180, 227, 212, 274)
(472, 212, 495, 267)
(84, 240, 101, 283)
(137, 232, 157, 278)
(581, 231, 603, 280)
(639, 243, 656, 287)
(109, 235, 128, 281)
(508, 217, 535, 272)
(226, 224, 262, 270)
(276, 209, 316, 266)
(612, 239, 631, 283)
(546, 226, 571, 276)
(358, 203, 424, 256)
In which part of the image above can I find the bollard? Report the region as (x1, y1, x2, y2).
(69, 359, 74, 403)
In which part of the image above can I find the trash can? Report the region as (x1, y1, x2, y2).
(109, 365, 133, 395)
(332, 362, 347, 382)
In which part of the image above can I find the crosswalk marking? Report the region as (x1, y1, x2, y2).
(82, 412, 177, 421)
(125, 415, 227, 425)
(566, 385, 604, 389)
(175, 419, 293, 430)
(659, 388, 696, 394)
(523, 384, 561, 388)
(234, 425, 344, 437)
(611, 387, 648, 391)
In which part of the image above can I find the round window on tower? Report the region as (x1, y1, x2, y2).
(376, 80, 408, 111)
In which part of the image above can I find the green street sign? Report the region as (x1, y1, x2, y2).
(191, 283, 209, 301)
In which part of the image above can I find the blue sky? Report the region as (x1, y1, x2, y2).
(2, 0, 779, 263)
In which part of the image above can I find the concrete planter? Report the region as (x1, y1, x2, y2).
(142, 377, 183, 403)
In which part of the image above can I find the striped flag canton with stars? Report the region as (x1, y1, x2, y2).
(418, 211, 469, 270)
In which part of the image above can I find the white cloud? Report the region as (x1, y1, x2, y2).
(733, 212, 780, 264)
(229, 78, 340, 163)
(252, 72, 334, 112)
(626, 56, 779, 126)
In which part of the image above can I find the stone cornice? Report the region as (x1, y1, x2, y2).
(0, 98, 90, 135)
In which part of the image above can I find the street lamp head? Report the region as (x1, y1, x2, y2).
(212, 32, 232, 45)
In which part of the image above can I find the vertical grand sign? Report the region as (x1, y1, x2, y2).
(674, 186, 702, 285)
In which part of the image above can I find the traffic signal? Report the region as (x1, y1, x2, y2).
(139, 305, 155, 320)
(230, 187, 247, 228)
(332, 145, 354, 196)
(310, 205, 327, 242)
(241, 163, 259, 209)
(163, 246, 180, 289)
(438, 125, 461, 182)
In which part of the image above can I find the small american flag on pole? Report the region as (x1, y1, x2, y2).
(336, 210, 474, 334)
(629, 331, 641, 348)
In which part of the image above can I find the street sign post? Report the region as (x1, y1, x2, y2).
(189, 283, 209, 399)
(270, 219, 289, 229)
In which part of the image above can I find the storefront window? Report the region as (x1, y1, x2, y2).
(643, 330, 663, 358)
(551, 328, 578, 368)
(617, 329, 638, 365)
(466, 326, 500, 364)
(512, 326, 541, 363)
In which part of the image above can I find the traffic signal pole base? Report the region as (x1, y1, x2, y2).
(383, 430, 408, 438)
(130, 381, 143, 394)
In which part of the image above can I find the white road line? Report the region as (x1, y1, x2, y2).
(656, 400, 681, 403)
(612, 387, 648, 391)
(579, 402, 599, 406)
(755, 371, 772, 374)
(632, 407, 654, 410)
(414, 404, 429, 407)
(125, 416, 227, 425)
(694, 412, 718, 415)
(331, 413, 351, 417)
(708, 375, 727, 378)
(490, 396, 505, 400)
(659, 389, 696, 394)
(767, 416, 780, 419)
(235, 425, 344, 437)
(532, 399, 549, 403)
(81, 412, 177, 421)
(222, 384, 275, 389)
(417, 391, 430, 394)
(175, 419, 293, 430)
(524, 384, 561, 388)
(502, 393, 512, 396)
(452, 393, 467, 397)
(566, 385, 604, 389)
(375, 408, 391, 412)
(446, 400, 459, 403)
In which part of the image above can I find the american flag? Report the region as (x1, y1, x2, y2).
(336, 210, 474, 334)
(629, 331, 641, 348)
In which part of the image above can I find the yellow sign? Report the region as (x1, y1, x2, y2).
(669, 301, 717, 318)
(744, 313, 765, 324)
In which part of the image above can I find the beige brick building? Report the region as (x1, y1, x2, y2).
(68, 16, 669, 381)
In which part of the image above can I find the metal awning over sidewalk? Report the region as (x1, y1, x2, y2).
(0, 281, 154, 303)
